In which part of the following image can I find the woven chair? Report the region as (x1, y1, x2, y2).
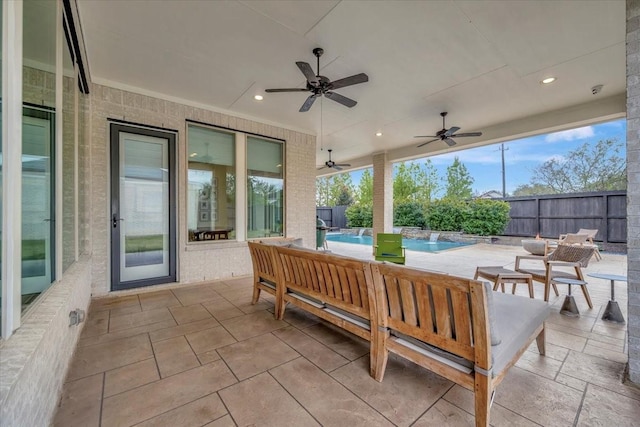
(515, 245, 596, 305)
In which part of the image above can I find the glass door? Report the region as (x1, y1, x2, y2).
(110, 124, 176, 290)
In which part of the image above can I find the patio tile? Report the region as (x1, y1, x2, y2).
(442, 385, 540, 427)
(110, 303, 143, 317)
(78, 319, 177, 347)
(413, 399, 474, 427)
(546, 311, 598, 332)
(222, 276, 253, 288)
(273, 326, 349, 372)
(186, 325, 237, 355)
(149, 317, 220, 343)
(560, 351, 640, 400)
(280, 305, 321, 329)
(138, 290, 181, 311)
(134, 392, 227, 427)
(331, 354, 452, 427)
(79, 309, 109, 339)
(592, 323, 627, 339)
(576, 384, 640, 426)
(301, 322, 369, 361)
(203, 415, 236, 427)
(52, 373, 103, 427)
(152, 336, 200, 377)
(546, 328, 587, 352)
(109, 307, 175, 332)
(90, 294, 140, 312)
(169, 303, 213, 324)
(220, 310, 287, 341)
(172, 284, 224, 306)
(515, 349, 564, 379)
(526, 340, 570, 362)
(101, 360, 236, 427)
(234, 299, 274, 314)
(583, 342, 628, 363)
(67, 334, 153, 381)
(104, 358, 159, 398)
(270, 358, 394, 426)
(495, 367, 582, 426)
(197, 349, 222, 365)
(219, 372, 320, 427)
(203, 299, 245, 321)
(217, 333, 299, 380)
(555, 372, 588, 392)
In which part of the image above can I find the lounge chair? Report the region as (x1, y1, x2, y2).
(559, 229, 601, 260)
(374, 233, 405, 264)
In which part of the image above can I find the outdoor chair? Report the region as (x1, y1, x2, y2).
(515, 244, 596, 305)
(374, 233, 406, 265)
(559, 229, 602, 261)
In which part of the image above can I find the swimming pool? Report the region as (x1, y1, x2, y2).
(325, 233, 472, 253)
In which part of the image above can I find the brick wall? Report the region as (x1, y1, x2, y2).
(89, 84, 316, 294)
(627, 0, 640, 384)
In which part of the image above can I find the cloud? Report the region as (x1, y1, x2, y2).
(544, 126, 594, 142)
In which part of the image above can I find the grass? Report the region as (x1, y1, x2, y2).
(125, 235, 164, 253)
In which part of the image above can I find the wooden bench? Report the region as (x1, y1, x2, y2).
(248, 243, 550, 426)
(369, 262, 550, 427)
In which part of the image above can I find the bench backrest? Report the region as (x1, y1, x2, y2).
(370, 262, 490, 368)
(273, 245, 375, 320)
(247, 241, 279, 285)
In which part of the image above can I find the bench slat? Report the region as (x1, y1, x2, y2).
(399, 278, 418, 326)
(431, 286, 452, 339)
(451, 290, 472, 347)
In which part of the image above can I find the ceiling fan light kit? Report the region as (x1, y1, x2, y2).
(266, 47, 369, 112)
(415, 112, 483, 148)
(318, 149, 351, 171)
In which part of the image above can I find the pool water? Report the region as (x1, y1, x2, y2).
(325, 233, 472, 253)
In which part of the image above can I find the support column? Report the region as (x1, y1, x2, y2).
(626, 0, 640, 384)
(372, 152, 393, 249)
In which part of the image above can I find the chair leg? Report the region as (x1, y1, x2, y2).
(511, 283, 517, 294)
(371, 331, 390, 382)
(251, 285, 261, 305)
(474, 373, 492, 427)
(528, 280, 534, 299)
(552, 283, 559, 296)
(580, 285, 594, 309)
(535, 327, 546, 355)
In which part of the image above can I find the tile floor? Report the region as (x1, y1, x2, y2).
(53, 243, 640, 426)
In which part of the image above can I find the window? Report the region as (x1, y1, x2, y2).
(247, 137, 284, 238)
(187, 125, 236, 241)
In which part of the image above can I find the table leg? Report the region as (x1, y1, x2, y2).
(560, 285, 580, 317)
(602, 280, 625, 323)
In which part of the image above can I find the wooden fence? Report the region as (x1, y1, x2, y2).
(503, 191, 626, 243)
(316, 206, 348, 229)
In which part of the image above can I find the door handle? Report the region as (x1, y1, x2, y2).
(112, 215, 124, 228)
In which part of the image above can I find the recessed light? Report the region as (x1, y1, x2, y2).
(375, 132, 383, 137)
(189, 152, 198, 157)
(541, 77, 556, 84)
(254, 95, 264, 101)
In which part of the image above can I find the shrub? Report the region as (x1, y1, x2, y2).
(345, 204, 373, 228)
(425, 199, 467, 231)
(393, 201, 427, 228)
(461, 199, 511, 235)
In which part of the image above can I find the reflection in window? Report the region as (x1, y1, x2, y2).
(247, 137, 283, 239)
(187, 125, 236, 242)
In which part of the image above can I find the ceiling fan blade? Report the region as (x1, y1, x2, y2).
(335, 163, 351, 167)
(329, 73, 369, 90)
(296, 62, 319, 85)
(451, 132, 483, 138)
(317, 165, 328, 170)
(444, 126, 460, 137)
(265, 88, 309, 93)
(417, 138, 439, 148)
(332, 165, 343, 171)
(299, 94, 318, 112)
(325, 91, 357, 108)
(414, 135, 438, 138)
(444, 138, 457, 147)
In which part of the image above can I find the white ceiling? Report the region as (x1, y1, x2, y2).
(76, 0, 627, 172)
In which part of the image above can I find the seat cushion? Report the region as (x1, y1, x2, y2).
(491, 292, 550, 377)
(483, 281, 502, 346)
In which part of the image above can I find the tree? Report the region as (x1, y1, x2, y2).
(512, 183, 554, 197)
(393, 161, 440, 205)
(444, 157, 474, 200)
(528, 139, 626, 194)
(315, 173, 355, 206)
(356, 169, 374, 206)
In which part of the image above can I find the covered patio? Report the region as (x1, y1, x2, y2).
(1, 1, 639, 426)
(53, 242, 637, 426)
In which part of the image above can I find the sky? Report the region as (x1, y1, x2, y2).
(348, 118, 626, 197)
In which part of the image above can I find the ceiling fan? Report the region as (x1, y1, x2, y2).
(266, 47, 369, 112)
(318, 149, 351, 171)
(415, 112, 483, 147)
